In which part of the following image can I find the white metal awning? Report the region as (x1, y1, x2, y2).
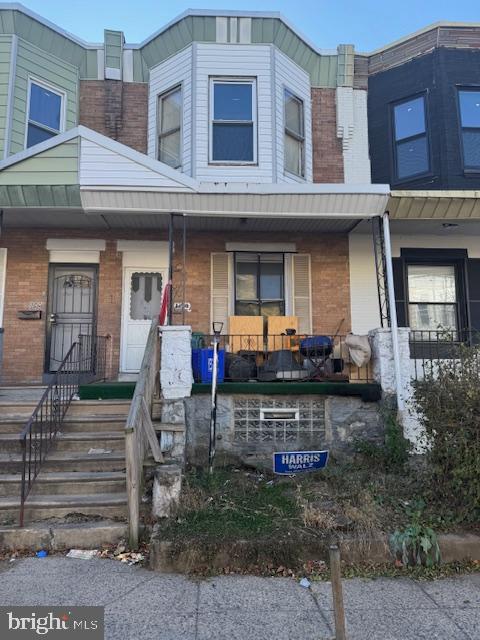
(389, 190, 480, 219)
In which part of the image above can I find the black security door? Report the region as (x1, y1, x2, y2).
(45, 265, 98, 373)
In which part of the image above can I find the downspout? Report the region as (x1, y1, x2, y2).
(167, 213, 174, 326)
(382, 211, 405, 411)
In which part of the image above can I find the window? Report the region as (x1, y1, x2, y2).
(210, 79, 256, 163)
(407, 265, 458, 338)
(284, 90, 305, 177)
(458, 88, 480, 170)
(392, 95, 429, 180)
(157, 86, 182, 168)
(130, 272, 163, 320)
(235, 253, 284, 316)
(26, 80, 63, 148)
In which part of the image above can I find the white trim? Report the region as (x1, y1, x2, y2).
(96, 49, 104, 80)
(284, 253, 293, 316)
(49, 250, 100, 263)
(117, 240, 168, 253)
(24, 76, 66, 150)
(123, 49, 133, 82)
(3, 34, 17, 159)
(105, 67, 121, 81)
(46, 238, 106, 251)
(0, 248, 7, 328)
(226, 242, 296, 252)
(209, 77, 258, 165)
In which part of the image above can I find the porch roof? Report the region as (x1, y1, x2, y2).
(0, 126, 390, 229)
(389, 190, 480, 220)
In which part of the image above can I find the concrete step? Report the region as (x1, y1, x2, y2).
(0, 520, 128, 551)
(0, 472, 126, 497)
(0, 451, 126, 473)
(67, 400, 131, 417)
(0, 492, 128, 523)
(0, 415, 126, 435)
(0, 431, 125, 454)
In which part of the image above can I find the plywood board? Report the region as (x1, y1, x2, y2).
(228, 316, 264, 352)
(267, 316, 298, 351)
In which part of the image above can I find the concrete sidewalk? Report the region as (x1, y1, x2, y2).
(0, 557, 479, 639)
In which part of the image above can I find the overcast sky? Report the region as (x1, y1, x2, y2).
(20, 0, 480, 50)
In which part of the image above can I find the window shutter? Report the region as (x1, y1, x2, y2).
(292, 254, 312, 334)
(0, 248, 6, 327)
(211, 253, 231, 333)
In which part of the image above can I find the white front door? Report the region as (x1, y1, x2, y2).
(120, 268, 166, 373)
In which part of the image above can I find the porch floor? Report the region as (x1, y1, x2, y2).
(0, 386, 46, 403)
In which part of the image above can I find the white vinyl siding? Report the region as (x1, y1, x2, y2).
(274, 48, 312, 183)
(148, 46, 192, 175)
(195, 43, 273, 182)
(0, 248, 6, 328)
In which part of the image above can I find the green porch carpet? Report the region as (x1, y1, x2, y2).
(78, 382, 136, 400)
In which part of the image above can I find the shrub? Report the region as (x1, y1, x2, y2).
(413, 343, 480, 522)
(354, 408, 410, 472)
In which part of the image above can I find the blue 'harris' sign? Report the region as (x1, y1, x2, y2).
(273, 450, 329, 475)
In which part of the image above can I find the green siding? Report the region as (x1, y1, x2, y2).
(140, 16, 216, 70)
(0, 183, 81, 207)
(251, 17, 339, 87)
(104, 30, 123, 70)
(0, 138, 78, 185)
(10, 39, 78, 155)
(0, 35, 12, 158)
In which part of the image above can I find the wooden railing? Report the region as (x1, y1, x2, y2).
(125, 320, 164, 549)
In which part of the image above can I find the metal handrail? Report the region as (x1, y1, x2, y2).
(19, 335, 109, 527)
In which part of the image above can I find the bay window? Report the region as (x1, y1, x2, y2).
(210, 79, 256, 163)
(458, 88, 480, 170)
(284, 89, 305, 177)
(157, 86, 182, 168)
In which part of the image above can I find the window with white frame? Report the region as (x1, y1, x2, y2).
(392, 95, 430, 180)
(284, 90, 305, 177)
(210, 79, 256, 163)
(407, 264, 458, 338)
(157, 86, 182, 168)
(235, 253, 285, 317)
(458, 88, 480, 170)
(26, 80, 64, 148)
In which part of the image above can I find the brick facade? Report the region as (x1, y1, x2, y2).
(79, 80, 148, 153)
(1, 229, 350, 384)
(311, 88, 344, 183)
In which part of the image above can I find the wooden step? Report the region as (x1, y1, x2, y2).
(0, 472, 126, 497)
(0, 492, 128, 523)
(67, 400, 131, 416)
(0, 431, 125, 454)
(0, 451, 126, 473)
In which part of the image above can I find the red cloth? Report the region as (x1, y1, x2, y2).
(159, 281, 172, 325)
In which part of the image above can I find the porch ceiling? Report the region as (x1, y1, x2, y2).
(389, 190, 480, 219)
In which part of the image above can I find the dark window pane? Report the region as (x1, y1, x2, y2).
(26, 123, 55, 148)
(236, 257, 258, 300)
(214, 83, 252, 120)
(285, 91, 303, 136)
(394, 97, 426, 141)
(212, 123, 253, 161)
(462, 130, 480, 168)
(260, 301, 284, 317)
(29, 83, 61, 131)
(260, 261, 283, 299)
(236, 301, 260, 316)
(396, 136, 429, 179)
(459, 90, 480, 128)
(159, 130, 181, 168)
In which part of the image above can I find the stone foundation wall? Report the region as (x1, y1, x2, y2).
(184, 393, 383, 468)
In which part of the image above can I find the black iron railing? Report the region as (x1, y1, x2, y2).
(410, 328, 480, 381)
(192, 334, 374, 383)
(19, 334, 109, 526)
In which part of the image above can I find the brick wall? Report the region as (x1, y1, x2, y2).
(0, 229, 165, 385)
(311, 88, 344, 183)
(1, 228, 350, 384)
(79, 80, 148, 153)
(172, 230, 351, 336)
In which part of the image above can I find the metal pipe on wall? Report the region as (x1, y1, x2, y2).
(382, 211, 405, 411)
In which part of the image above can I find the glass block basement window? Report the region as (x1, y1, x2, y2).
(233, 398, 325, 443)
